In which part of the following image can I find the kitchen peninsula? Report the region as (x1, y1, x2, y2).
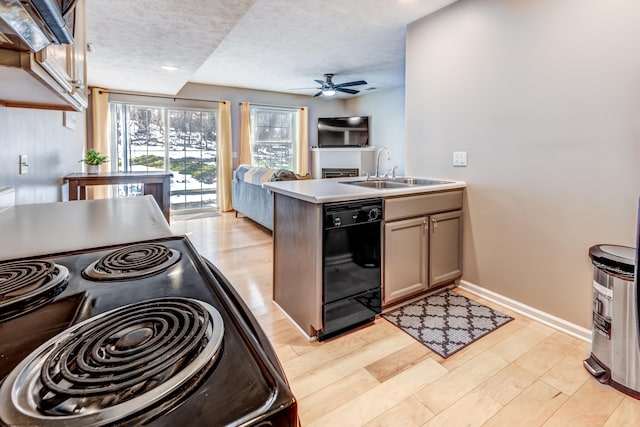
(264, 177, 466, 340)
(0, 195, 172, 261)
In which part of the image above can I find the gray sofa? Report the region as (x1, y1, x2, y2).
(232, 165, 301, 230)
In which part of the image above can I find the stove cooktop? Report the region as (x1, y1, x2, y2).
(0, 236, 296, 426)
(0, 260, 69, 322)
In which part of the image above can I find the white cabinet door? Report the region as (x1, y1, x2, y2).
(28, 0, 87, 110)
(35, 44, 73, 95)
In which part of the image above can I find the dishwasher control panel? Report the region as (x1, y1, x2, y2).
(324, 199, 383, 229)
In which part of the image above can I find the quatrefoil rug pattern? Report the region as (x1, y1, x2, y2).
(382, 289, 513, 358)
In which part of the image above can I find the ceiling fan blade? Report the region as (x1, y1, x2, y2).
(313, 91, 323, 97)
(335, 80, 367, 88)
(314, 79, 326, 85)
(336, 87, 359, 95)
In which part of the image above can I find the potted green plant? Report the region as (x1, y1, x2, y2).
(80, 149, 108, 174)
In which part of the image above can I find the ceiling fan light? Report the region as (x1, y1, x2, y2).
(322, 88, 336, 96)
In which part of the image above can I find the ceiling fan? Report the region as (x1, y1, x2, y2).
(313, 73, 367, 97)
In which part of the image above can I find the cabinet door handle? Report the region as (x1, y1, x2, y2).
(431, 218, 437, 232)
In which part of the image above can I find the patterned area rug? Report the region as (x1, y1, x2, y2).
(382, 289, 513, 358)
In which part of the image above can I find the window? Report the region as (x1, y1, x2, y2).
(109, 102, 218, 212)
(250, 106, 298, 170)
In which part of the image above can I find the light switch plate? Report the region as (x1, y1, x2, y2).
(19, 154, 28, 175)
(453, 151, 467, 167)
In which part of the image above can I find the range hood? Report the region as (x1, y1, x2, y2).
(0, 0, 76, 52)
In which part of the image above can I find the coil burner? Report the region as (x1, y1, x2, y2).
(0, 297, 224, 426)
(0, 260, 69, 322)
(83, 243, 181, 281)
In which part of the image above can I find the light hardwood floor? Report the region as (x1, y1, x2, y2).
(170, 212, 640, 426)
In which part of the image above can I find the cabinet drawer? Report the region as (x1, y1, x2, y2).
(385, 190, 463, 221)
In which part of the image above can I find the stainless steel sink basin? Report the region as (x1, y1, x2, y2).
(341, 177, 453, 190)
(390, 177, 453, 185)
(343, 180, 410, 189)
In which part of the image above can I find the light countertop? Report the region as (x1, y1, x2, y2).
(310, 146, 376, 151)
(264, 177, 466, 204)
(0, 195, 173, 261)
(0, 187, 15, 213)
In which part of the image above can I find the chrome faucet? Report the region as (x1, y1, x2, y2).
(375, 147, 391, 178)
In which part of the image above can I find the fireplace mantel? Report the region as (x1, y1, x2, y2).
(310, 147, 376, 179)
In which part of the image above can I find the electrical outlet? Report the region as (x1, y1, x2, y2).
(453, 151, 467, 167)
(19, 154, 28, 175)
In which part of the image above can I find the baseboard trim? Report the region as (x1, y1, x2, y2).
(458, 280, 592, 343)
(272, 300, 317, 342)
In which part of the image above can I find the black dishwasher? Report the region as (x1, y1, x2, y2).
(320, 198, 382, 340)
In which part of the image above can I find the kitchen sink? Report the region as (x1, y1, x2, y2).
(341, 177, 453, 190)
(389, 177, 454, 185)
(343, 180, 410, 189)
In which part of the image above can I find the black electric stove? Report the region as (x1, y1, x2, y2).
(0, 236, 297, 426)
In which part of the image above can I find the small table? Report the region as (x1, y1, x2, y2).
(64, 172, 171, 223)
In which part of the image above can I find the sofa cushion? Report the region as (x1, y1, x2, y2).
(296, 172, 311, 180)
(232, 165, 305, 231)
(271, 169, 297, 181)
(234, 164, 278, 185)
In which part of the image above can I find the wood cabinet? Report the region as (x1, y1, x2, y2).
(383, 216, 429, 304)
(382, 190, 463, 306)
(0, 0, 87, 111)
(429, 210, 463, 286)
(272, 193, 324, 338)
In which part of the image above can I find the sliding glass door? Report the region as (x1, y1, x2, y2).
(109, 103, 218, 212)
(167, 109, 217, 211)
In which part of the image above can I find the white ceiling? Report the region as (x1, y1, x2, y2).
(85, 0, 458, 97)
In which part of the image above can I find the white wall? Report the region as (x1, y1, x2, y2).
(346, 87, 406, 176)
(0, 107, 86, 204)
(406, 0, 640, 328)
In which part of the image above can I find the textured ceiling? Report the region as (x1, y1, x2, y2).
(85, 0, 458, 97)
